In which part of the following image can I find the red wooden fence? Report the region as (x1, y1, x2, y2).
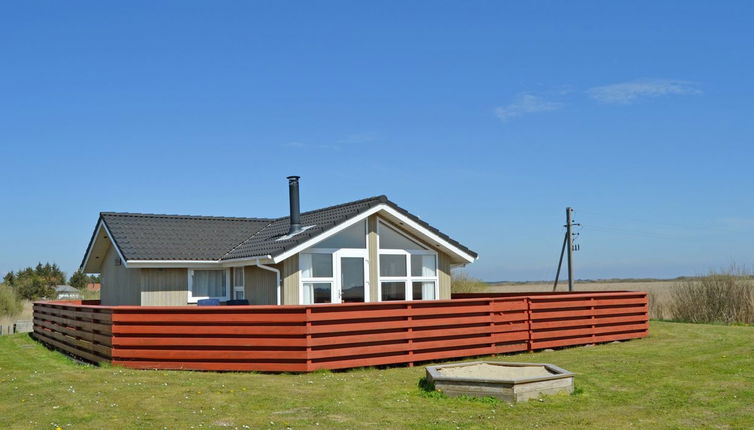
(33, 291, 648, 372)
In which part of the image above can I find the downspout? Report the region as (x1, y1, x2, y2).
(253, 257, 281, 305)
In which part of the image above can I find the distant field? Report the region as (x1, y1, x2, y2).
(483, 280, 676, 319)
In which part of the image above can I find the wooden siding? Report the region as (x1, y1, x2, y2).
(281, 255, 299, 305)
(140, 268, 188, 306)
(244, 265, 277, 305)
(438, 253, 452, 299)
(33, 291, 648, 373)
(100, 247, 141, 306)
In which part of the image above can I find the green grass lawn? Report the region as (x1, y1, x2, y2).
(1, 321, 753, 430)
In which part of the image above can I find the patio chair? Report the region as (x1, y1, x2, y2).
(197, 298, 221, 306)
(225, 299, 250, 305)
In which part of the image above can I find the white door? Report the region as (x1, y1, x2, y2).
(335, 250, 369, 303)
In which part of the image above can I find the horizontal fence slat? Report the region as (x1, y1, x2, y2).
(111, 360, 309, 372)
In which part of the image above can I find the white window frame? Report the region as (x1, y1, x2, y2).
(233, 267, 245, 300)
(299, 249, 337, 305)
(298, 221, 369, 305)
(187, 268, 231, 303)
(377, 219, 439, 301)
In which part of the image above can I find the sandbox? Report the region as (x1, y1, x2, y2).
(425, 361, 574, 403)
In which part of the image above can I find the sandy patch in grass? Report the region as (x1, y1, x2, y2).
(438, 363, 553, 380)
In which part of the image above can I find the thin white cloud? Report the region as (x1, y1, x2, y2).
(587, 79, 701, 104)
(495, 94, 563, 122)
(337, 132, 378, 145)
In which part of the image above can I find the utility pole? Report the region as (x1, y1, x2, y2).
(553, 207, 580, 292)
(566, 207, 575, 292)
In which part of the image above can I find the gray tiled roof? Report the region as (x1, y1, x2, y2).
(97, 195, 477, 263)
(101, 212, 271, 261)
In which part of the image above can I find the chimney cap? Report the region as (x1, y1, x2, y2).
(287, 175, 300, 181)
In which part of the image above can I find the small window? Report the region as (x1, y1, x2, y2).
(189, 269, 229, 302)
(233, 267, 245, 300)
(301, 253, 333, 278)
(381, 281, 406, 301)
(380, 254, 406, 277)
(233, 267, 244, 287)
(412, 281, 436, 300)
(300, 253, 335, 305)
(303, 282, 332, 304)
(411, 254, 436, 277)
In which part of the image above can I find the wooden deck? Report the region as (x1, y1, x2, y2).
(33, 291, 648, 372)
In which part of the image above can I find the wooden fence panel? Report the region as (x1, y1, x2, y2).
(109, 306, 310, 372)
(33, 301, 113, 363)
(526, 292, 649, 350)
(33, 291, 649, 372)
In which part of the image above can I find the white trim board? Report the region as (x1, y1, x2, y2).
(272, 203, 476, 265)
(80, 220, 130, 272)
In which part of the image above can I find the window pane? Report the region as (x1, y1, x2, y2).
(311, 282, 332, 303)
(311, 254, 333, 278)
(234, 267, 244, 286)
(379, 223, 426, 250)
(341, 257, 365, 303)
(234, 288, 245, 300)
(303, 282, 332, 304)
(314, 220, 366, 249)
(411, 254, 436, 277)
(412, 281, 436, 300)
(381, 281, 406, 301)
(192, 270, 226, 298)
(380, 254, 406, 277)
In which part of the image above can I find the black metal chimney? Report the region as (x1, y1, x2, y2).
(287, 176, 302, 235)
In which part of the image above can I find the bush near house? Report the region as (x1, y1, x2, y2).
(0, 283, 22, 318)
(451, 270, 488, 293)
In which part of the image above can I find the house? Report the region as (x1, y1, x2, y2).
(86, 283, 101, 292)
(55, 285, 82, 300)
(80, 177, 478, 306)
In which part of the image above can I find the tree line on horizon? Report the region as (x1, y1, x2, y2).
(1, 263, 100, 317)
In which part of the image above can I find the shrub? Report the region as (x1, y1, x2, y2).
(668, 267, 754, 324)
(451, 271, 488, 293)
(648, 290, 666, 320)
(0, 283, 22, 317)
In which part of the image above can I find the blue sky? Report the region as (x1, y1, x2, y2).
(1, 1, 753, 281)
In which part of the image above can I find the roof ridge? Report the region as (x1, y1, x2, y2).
(219, 195, 388, 260)
(268, 195, 388, 221)
(100, 211, 274, 222)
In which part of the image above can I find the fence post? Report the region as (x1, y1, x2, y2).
(488, 299, 495, 353)
(526, 297, 533, 352)
(407, 303, 414, 367)
(590, 296, 596, 344)
(305, 307, 313, 372)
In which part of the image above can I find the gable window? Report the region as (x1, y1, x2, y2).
(378, 221, 438, 301)
(188, 269, 230, 303)
(233, 267, 245, 300)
